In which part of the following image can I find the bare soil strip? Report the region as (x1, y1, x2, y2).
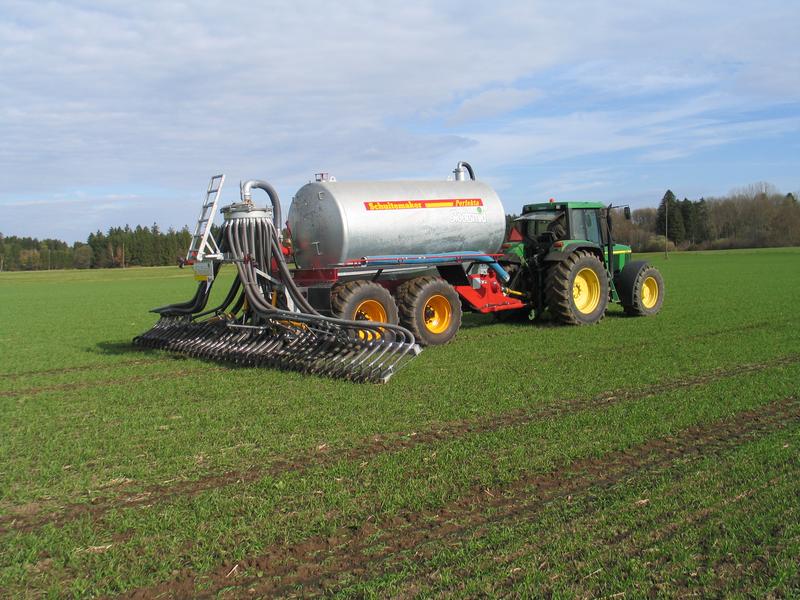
(121, 395, 799, 599)
(2, 354, 797, 535)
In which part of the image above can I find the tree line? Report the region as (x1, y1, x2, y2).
(0, 225, 193, 271)
(613, 183, 800, 252)
(2, 181, 799, 271)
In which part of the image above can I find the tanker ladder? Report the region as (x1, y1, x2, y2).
(134, 176, 421, 383)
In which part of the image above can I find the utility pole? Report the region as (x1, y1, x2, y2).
(48, 248, 51, 270)
(122, 243, 125, 269)
(664, 198, 669, 260)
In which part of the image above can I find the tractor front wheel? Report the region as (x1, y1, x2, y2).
(546, 250, 609, 325)
(623, 266, 665, 316)
(397, 276, 462, 346)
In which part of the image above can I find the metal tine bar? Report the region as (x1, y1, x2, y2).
(136, 191, 422, 383)
(346, 341, 396, 380)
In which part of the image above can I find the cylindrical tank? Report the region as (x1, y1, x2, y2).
(288, 179, 506, 269)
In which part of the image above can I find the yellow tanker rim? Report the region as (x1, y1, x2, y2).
(573, 267, 601, 314)
(641, 276, 659, 309)
(423, 294, 452, 334)
(353, 299, 388, 340)
(353, 299, 388, 322)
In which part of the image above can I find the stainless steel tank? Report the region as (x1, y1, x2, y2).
(288, 178, 506, 269)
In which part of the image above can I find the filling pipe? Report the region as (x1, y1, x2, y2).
(241, 179, 282, 235)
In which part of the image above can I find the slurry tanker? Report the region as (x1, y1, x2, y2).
(135, 162, 664, 382)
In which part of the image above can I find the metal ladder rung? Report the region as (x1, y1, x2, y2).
(187, 174, 225, 262)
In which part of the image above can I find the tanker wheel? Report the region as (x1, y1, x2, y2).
(623, 266, 665, 316)
(545, 250, 609, 325)
(397, 276, 462, 346)
(331, 280, 399, 326)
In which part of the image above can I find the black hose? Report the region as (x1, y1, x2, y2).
(192, 276, 241, 319)
(221, 214, 418, 347)
(457, 161, 476, 180)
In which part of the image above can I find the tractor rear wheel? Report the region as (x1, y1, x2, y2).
(331, 280, 399, 324)
(546, 250, 609, 325)
(623, 266, 665, 316)
(397, 276, 462, 346)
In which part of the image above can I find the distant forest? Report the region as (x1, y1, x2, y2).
(1, 183, 799, 271)
(0, 225, 193, 271)
(612, 183, 800, 253)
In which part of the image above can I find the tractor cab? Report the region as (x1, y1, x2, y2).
(511, 201, 631, 274)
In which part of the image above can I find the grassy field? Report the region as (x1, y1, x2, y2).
(1, 247, 798, 598)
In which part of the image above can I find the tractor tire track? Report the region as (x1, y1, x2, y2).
(654, 488, 799, 598)
(270, 397, 800, 600)
(120, 395, 800, 599)
(0, 357, 168, 380)
(459, 316, 789, 344)
(0, 366, 225, 398)
(402, 459, 793, 598)
(2, 354, 797, 535)
(480, 471, 793, 598)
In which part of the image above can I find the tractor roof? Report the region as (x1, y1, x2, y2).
(522, 201, 605, 212)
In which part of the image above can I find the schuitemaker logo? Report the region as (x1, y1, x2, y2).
(363, 198, 483, 210)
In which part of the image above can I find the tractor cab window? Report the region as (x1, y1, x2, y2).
(517, 211, 566, 242)
(570, 209, 602, 244)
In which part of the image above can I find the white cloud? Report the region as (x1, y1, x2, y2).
(448, 88, 541, 124)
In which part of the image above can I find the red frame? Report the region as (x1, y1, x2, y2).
(453, 270, 526, 314)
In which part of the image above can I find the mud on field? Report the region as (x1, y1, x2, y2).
(3, 355, 796, 536)
(121, 395, 799, 599)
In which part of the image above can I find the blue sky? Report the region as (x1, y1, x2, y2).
(1, 0, 799, 242)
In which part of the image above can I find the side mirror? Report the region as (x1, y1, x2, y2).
(624, 206, 631, 220)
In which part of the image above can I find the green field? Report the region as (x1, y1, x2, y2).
(1, 248, 799, 598)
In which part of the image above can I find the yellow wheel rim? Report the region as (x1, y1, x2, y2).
(423, 294, 452, 334)
(641, 276, 659, 309)
(353, 299, 388, 340)
(573, 267, 601, 314)
(353, 299, 387, 322)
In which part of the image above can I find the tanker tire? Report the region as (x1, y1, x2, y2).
(397, 276, 462, 346)
(331, 280, 399, 324)
(623, 266, 665, 316)
(545, 250, 609, 325)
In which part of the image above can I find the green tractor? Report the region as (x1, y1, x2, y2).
(502, 201, 664, 324)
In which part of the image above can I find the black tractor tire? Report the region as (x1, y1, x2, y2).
(545, 250, 609, 325)
(331, 280, 399, 324)
(623, 266, 665, 316)
(397, 276, 462, 346)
